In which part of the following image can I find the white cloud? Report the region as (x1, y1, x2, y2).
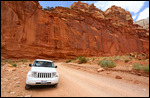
(82, 1, 87, 3)
(136, 7, 149, 21)
(94, 1, 145, 13)
(132, 14, 137, 20)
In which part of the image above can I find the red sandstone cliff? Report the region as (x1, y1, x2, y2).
(1, 1, 149, 59)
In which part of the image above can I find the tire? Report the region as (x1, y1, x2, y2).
(52, 84, 58, 88)
(25, 84, 31, 90)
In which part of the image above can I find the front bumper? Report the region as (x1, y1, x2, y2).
(26, 77, 59, 86)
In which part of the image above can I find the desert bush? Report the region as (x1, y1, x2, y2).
(43, 6, 54, 10)
(1, 59, 7, 63)
(66, 59, 72, 63)
(142, 65, 149, 72)
(129, 56, 133, 60)
(92, 58, 95, 61)
(74, 57, 79, 60)
(114, 59, 120, 61)
(18, 59, 28, 63)
(78, 57, 87, 64)
(132, 63, 142, 71)
(124, 59, 130, 63)
(8, 60, 13, 64)
(74, 56, 83, 60)
(98, 60, 116, 68)
(133, 63, 149, 72)
(12, 63, 17, 67)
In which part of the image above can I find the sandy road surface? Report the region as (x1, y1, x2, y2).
(1, 61, 149, 97)
(29, 62, 149, 97)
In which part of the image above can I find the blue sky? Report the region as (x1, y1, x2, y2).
(39, 1, 149, 22)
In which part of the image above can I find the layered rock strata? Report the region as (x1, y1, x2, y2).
(1, 1, 149, 59)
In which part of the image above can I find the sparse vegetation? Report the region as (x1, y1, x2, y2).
(92, 58, 95, 61)
(21, 59, 28, 63)
(43, 6, 54, 10)
(129, 56, 133, 60)
(142, 65, 149, 72)
(1, 59, 29, 66)
(66, 59, 72, 63)
(78, 57, 87, 64)
(74, 57, 80, 60)
(133, 63, 142, 71)
(124, 59, 130, 63)
(98, 60, 116, 68)
(133, 63, 149, 72)
(12, 63, 17, 67)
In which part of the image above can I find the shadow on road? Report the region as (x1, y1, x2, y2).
(28, 85, 58, 91)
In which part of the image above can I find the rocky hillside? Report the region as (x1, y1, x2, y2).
(134, 19, 149, 31)
(1, 1, 149, 59)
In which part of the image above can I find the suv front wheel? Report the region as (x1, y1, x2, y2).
(52, 84, 58, 88)
(25, 84, 31, 90)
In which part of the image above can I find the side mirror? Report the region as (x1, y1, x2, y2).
(55, 66, 57, 68)
(29, 64, 32, 67)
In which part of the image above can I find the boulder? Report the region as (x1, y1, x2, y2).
(137, 53, 147, 60)
(24, 95, 32, 97)
(97, 68, 105, 72)
(10, 92, 15, 94)
(5, 66, 16, 71)
(16, 81, 20, 84)
(7, 64, 13, 67)
(115, 75, 122, 79)
(5, 64, 16, 71)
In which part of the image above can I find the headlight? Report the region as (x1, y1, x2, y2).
(32, 72, 37, 78)
(52, 72, 58, 77)
(55, 73, 59, 77)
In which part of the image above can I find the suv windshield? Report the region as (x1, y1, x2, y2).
(33, 61, 54, 68)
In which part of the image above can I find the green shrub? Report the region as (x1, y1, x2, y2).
(133, 63, 143, 71)
(18, 59, 28, 63)
(74, 57, 79, 60)
(142, 65, 149, 72)
(133, 63, 149, 72)
(74, 56, 82, 60)
(66, 59, 72, 63)
(12, 63, 17, 67)
(43, 6, 54, 10)
(78, 57, 87, 64)
(124, 59, 130, 63)
(92, 58, 95, 61)
(8, 60, 13, 64)
(98, 60, 116, 68)
(129, 56, 133, 60)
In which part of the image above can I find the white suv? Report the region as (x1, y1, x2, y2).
(25, 59, 59, 90)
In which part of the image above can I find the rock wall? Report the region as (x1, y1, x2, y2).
(1, 1, 149, 59)
(134, 19, 149, 31)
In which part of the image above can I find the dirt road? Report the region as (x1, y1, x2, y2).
(29, 62, 149, 97)
(1, 61, 149, 97)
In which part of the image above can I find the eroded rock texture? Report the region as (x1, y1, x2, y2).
(134, 19, 149, 31)
(1, 1, 149, 59)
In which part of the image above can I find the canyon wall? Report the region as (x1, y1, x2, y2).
(1, 1, 149, 59)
